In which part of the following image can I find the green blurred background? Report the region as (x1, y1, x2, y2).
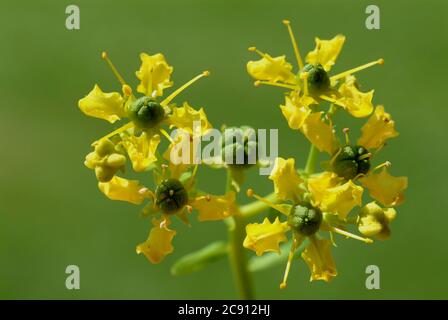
(0, 0, 446, 299)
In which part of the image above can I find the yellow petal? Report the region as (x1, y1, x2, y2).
(279, 92, 314, 130)
(269, 157, 303, 201)
(168, 102, 212, 135)
(135, 53, 173, 97)
(301, 112, 338, 154)
(163, 129, 194, 179)
(358, 105, 399, 149)
(247, 55, 297, 84)
(305, 35, 345, 71)
(357, 201, 396, 240)
(121, 132, 161, 172)
(98, 176, 146, 205)
(78, 85, 126, 123)
(308, 171, 343, 205)
(301, 237, 337, 282)
(243, 218, 290, 256)
(361, 168, 408, 206)
(136, 218, 176, 264)
(319, 180, 363, 219)
(336, 76, 374, 118)
(193, 192, 237, 221)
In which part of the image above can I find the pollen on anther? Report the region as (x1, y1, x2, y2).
(254, 81, 261, 87)
(378, 58, 385, 65)
(246, 189, 254, 197)
(282, 19, 291, 25)
(248, 47, 256, 52)
(203, 71, 210, 76)
(139, 187, 148, 195)
(101, 51, 107, 59)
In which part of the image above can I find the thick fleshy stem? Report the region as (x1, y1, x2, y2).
(226, 169, 254, 300)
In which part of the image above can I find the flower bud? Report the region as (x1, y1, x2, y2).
(222, 126, 258, 168)
(155, 178, 189, 215)
(127, 96, 165, 129)
(357, 201, 396, 240)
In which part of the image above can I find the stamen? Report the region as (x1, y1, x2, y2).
(122, 85, 133, 97)
(93, 121, 134, 145)
(331, 226, 373, 244)
(373, 161, 391, 172)
(330, 59, 384, 81)
(359, 152, 372, 161)
(282, 20, 304, 70)
(254, 80, 297, 90)
(343, 128, 350, 145)
(300, 72, 309, 96)
(280, 237, 298, 289)
(248, 47, 273, 61)
(161, 71, 210, 106)
(330, 147, 342, 165)
(320, 94, 338, 104)
(159, 128, 174, 143)
(246, 189, 290, 216)
(101, 51, 128, 86)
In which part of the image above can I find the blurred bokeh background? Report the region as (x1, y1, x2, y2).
(0, 0, 446, 299)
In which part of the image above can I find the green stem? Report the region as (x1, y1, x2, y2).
(304, 143, 318, 175)
(225, 169, 254, 300)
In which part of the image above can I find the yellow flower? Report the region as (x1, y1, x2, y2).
(361, 168, 408, 207)
(305, 35, 346, 72)
(357, 201, 396, 240)
(301, 237, 337, 282)
(98, 176, 147, 205)
(135, 53, 173, 97)
(269, 157, 304, 201)
(307, 171, 342, 204)
(136, 218, 176, 264)
(78, 51, 212, 180)
(335, 75, 374, 118)
(247, 50, 297, 84)
(78, 84, 127, 123)
(358, 105, 399, 149)
(301, 112, 338, 154)
(120, 131, 161, 172)
(279, 91, 314, 130)
(243, 218, 290, 256)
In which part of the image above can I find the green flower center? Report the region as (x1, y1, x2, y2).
(128, 96, 165, 129)
(221, 126, 258, 168)
(332, 145, 371, 180)
(287, 204, 322, 236)
(302, 63, 330, 92)
(155, 178, 189, 215)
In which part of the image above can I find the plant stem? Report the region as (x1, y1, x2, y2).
(304, 143, 318, 175)
(225, 169, 254, 300)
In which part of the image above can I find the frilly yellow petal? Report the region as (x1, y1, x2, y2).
(358, 105, 399, 149)
(269, 157, 303, 201)
(136, 218, 176, 264)
(78, 85, 126, 123)
(121, 132, 161, 172)
(279, 92, 314, 130)
(361, 168, 408, 206)
(193, 192, 237, 221)
(305, 35, 345, 72)
(336, 75, 374, 118)
(308, 171, 343, 205)
(243, 218, 290, 256)
(319, 180, 363, 219)
(168, 102, 212, 135)
(247, 55, 297, 84)
(357, 201, 396, 240)
(98, 176, 146, 205)
(163, 129, 194, 179)
(136, 53, 173, 97)
(301, 237, 337, 282)
(301, 112, 338, 154)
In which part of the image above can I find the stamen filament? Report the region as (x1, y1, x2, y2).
(330, 59, 384, 81)
(161, 71, 210, 106)
(331, 226, 373, 244)
(159, 128, 174, 143)
(358, 152, 372, 161)
(254, 80, 297, 90)
(343, 128, 350, 145)
(282, 20, 304, 70)
(93, 121, 134, 145)
(248, 47, 273, 61)
(280, 237, 298, 289)
(246, 189, 291, 216)
(373, 161, 391, 172)
(301, 72, 309, 96)
(101, 52, 128, 86)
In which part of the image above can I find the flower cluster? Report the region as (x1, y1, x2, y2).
(78, 52, 236, 264)
(243, 20, 408, 288)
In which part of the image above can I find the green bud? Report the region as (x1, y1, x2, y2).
(155, 178, 189, 215)
(332, 145, 371, 180)
(287, 204, 322, 236)
(128, 96, 165, 129)
(222, 126, 258, 168)
(95, 139, 115, 157)
(106, 153, 126, 168)
(95, 166, 115, 183)
(302, 63, 330, 92)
